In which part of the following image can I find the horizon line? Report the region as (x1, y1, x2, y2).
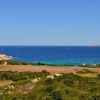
(0, 45, 98, 47)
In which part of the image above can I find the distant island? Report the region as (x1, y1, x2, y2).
(92, 44, 100, 46)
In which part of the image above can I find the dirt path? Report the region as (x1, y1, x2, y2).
(0, 61, 7, 67)
(0, 65, 100, 74)
(0, 80, 13, 87)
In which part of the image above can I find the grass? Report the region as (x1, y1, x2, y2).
(76, 73, 97, 78)
(76, 69, 98, 78)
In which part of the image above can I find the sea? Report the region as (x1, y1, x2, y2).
(0, 46, 100, 65)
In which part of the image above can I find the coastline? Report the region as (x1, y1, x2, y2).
(0, 46, 100, 65)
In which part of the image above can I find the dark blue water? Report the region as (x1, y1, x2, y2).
(0, 46, 100, 65)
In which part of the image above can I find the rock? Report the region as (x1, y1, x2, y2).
(31, 78, 41, 83)
(47, 75, 54, 79)
(55, 73, 63, 77)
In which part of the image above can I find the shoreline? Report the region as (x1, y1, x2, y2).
(1, 60, 100, 67)
(0, 65, 100, 74)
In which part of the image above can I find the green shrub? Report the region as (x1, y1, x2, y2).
(0, 71, 50, 81)
(45, 78, 54, 84)
(46, 86, 54, 92)
(52, 90, 64, 100)
(88, 94, 100, 100)
(97, 74, 100, 80)
(63, 79, 74, 87)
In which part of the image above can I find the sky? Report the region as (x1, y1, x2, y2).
(0, 0, 100, 46)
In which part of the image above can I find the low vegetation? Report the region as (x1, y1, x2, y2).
(0, 70, 99, 99)
(1, 60, 100, 68)
(0, 70, 50, 81)
(0, 60, 74, 66)
(80, 64, 100, 68)
(76, 69, 97, 78)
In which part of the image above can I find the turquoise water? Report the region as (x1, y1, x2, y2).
(0, 46, 100, 65)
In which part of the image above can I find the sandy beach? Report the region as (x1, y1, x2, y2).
(0, 65, 100, 74)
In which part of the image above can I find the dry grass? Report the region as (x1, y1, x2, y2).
(0, 80, 13, 87)
(76, 73, 97, 78)
(0, 65, 100, 74)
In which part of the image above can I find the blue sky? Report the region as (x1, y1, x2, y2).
(0, 0, 100, 46)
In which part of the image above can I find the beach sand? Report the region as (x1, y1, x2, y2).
(0, 65, 100, 74)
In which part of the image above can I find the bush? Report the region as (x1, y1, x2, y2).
(63, 79, 74, 87)
(45, 78, 54, 84)
(0, 71, 50, 81)
(97, 74, 100, 80)
(65, 88, 70, 94)
(0, 71, 34, 81)
(52, 90, 64, 100)
(46, 86, 54, 92)
(88, 94, 100, 100)
(89, 86, 100, 92)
